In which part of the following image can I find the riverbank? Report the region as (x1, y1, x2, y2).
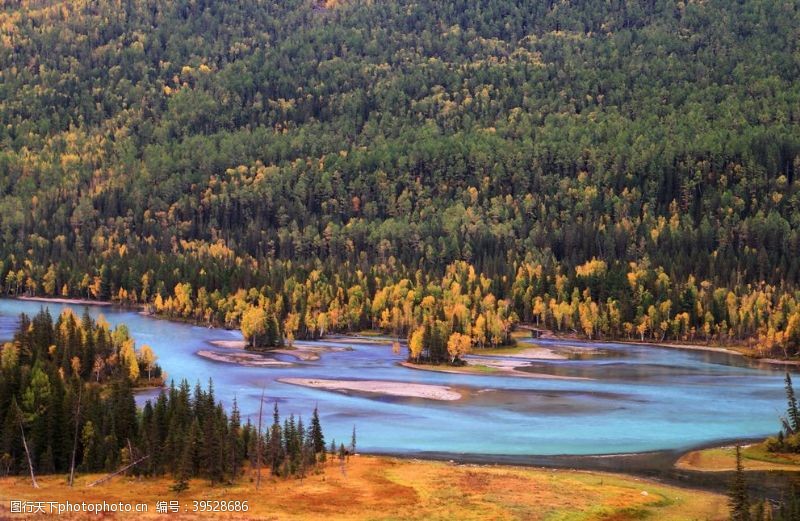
(400, 360, 590, 380)
(279, 377, 462, 401)
(512, 327, 800, 367)
(676, 442, 800, 472)
(0, 297, 791, 462)
(197, 350, 293, 367)
(0, 455, 728, 520)
(472, 344, 569, 359)
(616, 339, 743, 356)
(12, 298, 797, 366)
(208, 339, 352, 361)
(17, 295, 114, 307)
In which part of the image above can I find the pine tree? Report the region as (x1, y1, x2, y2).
(310, 406, 325, 455)
(269, 403, 283, 476)
(172, 420, 198, 493)
(728, 446, 750, 521)
(785, 373, 799, 433)
(228, 398, 242, 479)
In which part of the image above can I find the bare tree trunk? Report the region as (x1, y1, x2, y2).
(255, 388, 265, 490)
(86, 456, 149, 487)
(69, 385, 82, 487)
(19, 423, 39, 489)
(126, 439, 134, 476)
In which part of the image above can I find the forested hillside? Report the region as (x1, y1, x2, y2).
(0, 308, 327, 482)
(1, 0, 799, 356)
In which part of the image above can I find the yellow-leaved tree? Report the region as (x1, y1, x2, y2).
(138, 344, 157, 381)
(447, 332, 471, 364)
(241, 306, 267, 348)
(119, 339, 139, 381)
(408, 327, 425, 362)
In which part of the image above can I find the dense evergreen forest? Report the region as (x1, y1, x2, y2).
(0, 308, 327, 482)
(1, 0, 800, 359)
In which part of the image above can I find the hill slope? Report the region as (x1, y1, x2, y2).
(1, 0, 799, 352)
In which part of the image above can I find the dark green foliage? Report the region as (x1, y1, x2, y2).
(0, 0, 798, 355)
(255, 403, 325, 478)
(744, 484, 800, 520)
(0, 308, 325, 481)
(775, 487, 800, 521)
(767, 372, 800, 453)
(786, 373, 800, 433)
(310, 406, 325, 456)
(728, 446, 750, 521)
(0, 309, 153, 475)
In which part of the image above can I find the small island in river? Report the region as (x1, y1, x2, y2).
(196, 349, 294, 367)
(209, 339, 351, 361)
(279, 377, 462, 401)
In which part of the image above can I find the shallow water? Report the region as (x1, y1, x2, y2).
(0, 299, 792, 457)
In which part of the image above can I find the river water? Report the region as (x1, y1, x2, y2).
(0, 299, 790, 457)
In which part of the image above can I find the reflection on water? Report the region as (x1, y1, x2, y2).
(0, 299, 793, 457)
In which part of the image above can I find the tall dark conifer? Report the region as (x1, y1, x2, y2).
(728, 446, 750, 521)
(310, 406, 325, 454)
(785, 373, 799, 433)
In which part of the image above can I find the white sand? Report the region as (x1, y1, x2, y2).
(279, 378, 462, 401)
(209, 340, 348, 361)
(18, 296, 113, 306)
(400, 361, 589, 380)
(210, 340, 248, 349)
(197, 350, 292, 367)
(492, 347, 568, 360)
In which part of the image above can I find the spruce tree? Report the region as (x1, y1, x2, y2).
(310, 406, 325, 454)
(172, 420, 198, 493)
(728, 446, 750, 521)
(228, 398, 241, 478)
(785, 373, 799, 433)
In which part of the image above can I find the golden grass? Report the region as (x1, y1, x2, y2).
(0, 456, 727, 520)
(676, 443, 800, 472)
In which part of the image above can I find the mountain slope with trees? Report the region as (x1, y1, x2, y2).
(0, 308, 327, 483)
(1, 0, 799, 358)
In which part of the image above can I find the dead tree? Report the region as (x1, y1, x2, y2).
(69, 385, 82, 487)
(86, 456, 149, 488)
(19, 422, 39, 489)
(13, 400, 38, 489)
(255, 388, 265, 490)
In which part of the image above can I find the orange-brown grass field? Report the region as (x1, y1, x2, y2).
(0, 455, 727, 520)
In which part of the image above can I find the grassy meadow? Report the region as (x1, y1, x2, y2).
(0, 456, 728, 520)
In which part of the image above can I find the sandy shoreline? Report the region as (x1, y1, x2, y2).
(616, 339, 742, 356)
(209, 339, 248, 349)
(209, 339, 352, 361)
(197, 350, 293, 367)
(329, 333, 395, 345)
(485, 346, 568, 360)
(279, 377, 462, 401)
(400, 360, 589, 380)
(755, 358, 800, 366)
(16, 296, 113, 306)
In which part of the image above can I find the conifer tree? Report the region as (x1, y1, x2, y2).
(785, 373, 799, 433)
(728, 446, 750, 521)
(310, 406, 325, 455)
